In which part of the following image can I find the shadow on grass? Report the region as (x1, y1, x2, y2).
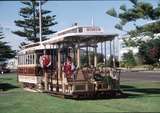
(0, 83, 18, 91)
(120, 85, 135, 89)
(0, 78, 13, 81)
(121, 85, 160, 98)
(63, 85, 160, 100)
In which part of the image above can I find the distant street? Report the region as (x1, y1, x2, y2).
(1, 71, 160, 82)
(120, 71, 160, 82)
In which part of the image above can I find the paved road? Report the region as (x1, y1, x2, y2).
(1, 72, 159, 82)
(120, 71, 160, 82)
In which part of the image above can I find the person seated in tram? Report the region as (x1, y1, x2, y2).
(63, 56, 76, 81)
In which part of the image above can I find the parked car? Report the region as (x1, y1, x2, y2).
(0, 66, 10, 74)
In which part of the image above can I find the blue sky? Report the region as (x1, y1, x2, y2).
(0, 0, 158, 50)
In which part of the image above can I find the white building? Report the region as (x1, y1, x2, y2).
(117, 36, 138, 61)
(6, 57, 18, 70)
(117, 33, 160, 61)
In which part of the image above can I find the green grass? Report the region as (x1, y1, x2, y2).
(0, 73, 160, 113)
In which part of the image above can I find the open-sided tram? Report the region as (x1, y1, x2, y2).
(17, 25, 123, 99)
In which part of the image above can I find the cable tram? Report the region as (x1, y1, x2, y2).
(17, 25, 123, 99)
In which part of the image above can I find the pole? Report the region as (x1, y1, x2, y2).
(39, 1, 42, 44)
(91, 16, 94, 26)
(77, 43, 80, 68)
(88, 47, 91, 66)
(110, 41, 112, 57)
(101, 42, 103, 57)
(57, 44, 61, 92)
(86, 46, 89, 66)
(94, 45, 97, 67)
(105, 42, 107, 67)
(113, 38, 116, 68)
(43, 47, 48, 91)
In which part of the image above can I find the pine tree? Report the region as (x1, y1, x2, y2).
(106, 0, 160, 38)
(13, 1, 57, 45)
(0, 31, 15, 62)
(106, 0, 160, 65)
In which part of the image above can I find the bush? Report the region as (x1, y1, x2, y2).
(122, 50, 137, 68)
(97, 63, 105, 68)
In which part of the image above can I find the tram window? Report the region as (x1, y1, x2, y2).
(32, 54, 34, 64)
(19, 56, 21, 65)
(22, 56, 23, 65)
(27, 55, 28, 64)
(23, 55, 25, 65)
(36, 53, 42, 64)
(26, 55, 27, 64)
(23, 55, 25, 64)
(20, 56, 22, 65)
(29, 55, 31, 64)
(23, 55, 27, 64)
(23, 55, 24, 65)
(32, 54, 33, 64)
(22, 55, 24, 65)
(27, 55, 29, 64)
(20, 56, 21, 65)
(78, 27, 83, 32)
(18, 56, 20, 65)
(30, 54, 32, 64)
(19, 56, 20, 65)
(24, 55, 25, 64)
(21, 56, 22, 65)
(19, 56, 22, 64)
(25, 55, 27, 64)
(31, 54, 33, 64)
(37, 54, 39, 64)
(22, 55, 23, 65)
(18, 56, 19, 64)
(28, 55, 30, 64)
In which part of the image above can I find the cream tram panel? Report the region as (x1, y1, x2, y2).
(18, 75, 42, 84)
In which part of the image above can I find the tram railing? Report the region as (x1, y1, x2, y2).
(61, 67, 121, 93)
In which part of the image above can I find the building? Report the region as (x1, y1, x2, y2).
(6, 57, 18, 70)
(117, 36, 138, 61)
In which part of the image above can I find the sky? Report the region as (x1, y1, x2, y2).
(0, 0, 159, 50)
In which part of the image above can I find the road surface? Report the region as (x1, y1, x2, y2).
(120, 71, 160, 82)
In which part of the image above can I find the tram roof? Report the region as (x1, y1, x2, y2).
(20, 25, 118, 53)
(42, 32, 117, 45)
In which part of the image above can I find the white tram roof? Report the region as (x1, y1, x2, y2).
(19, 25, 117, 54)
(42, 25, 117, 45)
(18, 44, 56, 54)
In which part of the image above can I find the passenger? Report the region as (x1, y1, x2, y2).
(63, 56, 75, 81)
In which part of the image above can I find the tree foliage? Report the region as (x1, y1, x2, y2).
(106, 0, 160, 65)
(138, 38, 160, 64)
(106, 0, 160, 36)
(122, 50, 136, 67)
(0, 31, 15, 62)
(108, 55, 119, 67)
(13, 0, 57, 45)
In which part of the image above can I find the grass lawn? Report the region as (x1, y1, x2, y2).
(0, 73, 160, 113)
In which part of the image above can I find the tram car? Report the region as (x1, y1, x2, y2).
(17, 25, 123, 99)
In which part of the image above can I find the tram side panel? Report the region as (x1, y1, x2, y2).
(17, 53, 44, 89)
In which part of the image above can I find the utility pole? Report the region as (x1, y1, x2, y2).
(39, 1, 42, 45)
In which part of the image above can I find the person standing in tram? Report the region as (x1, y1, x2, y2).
(63, 56, 76, 81)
